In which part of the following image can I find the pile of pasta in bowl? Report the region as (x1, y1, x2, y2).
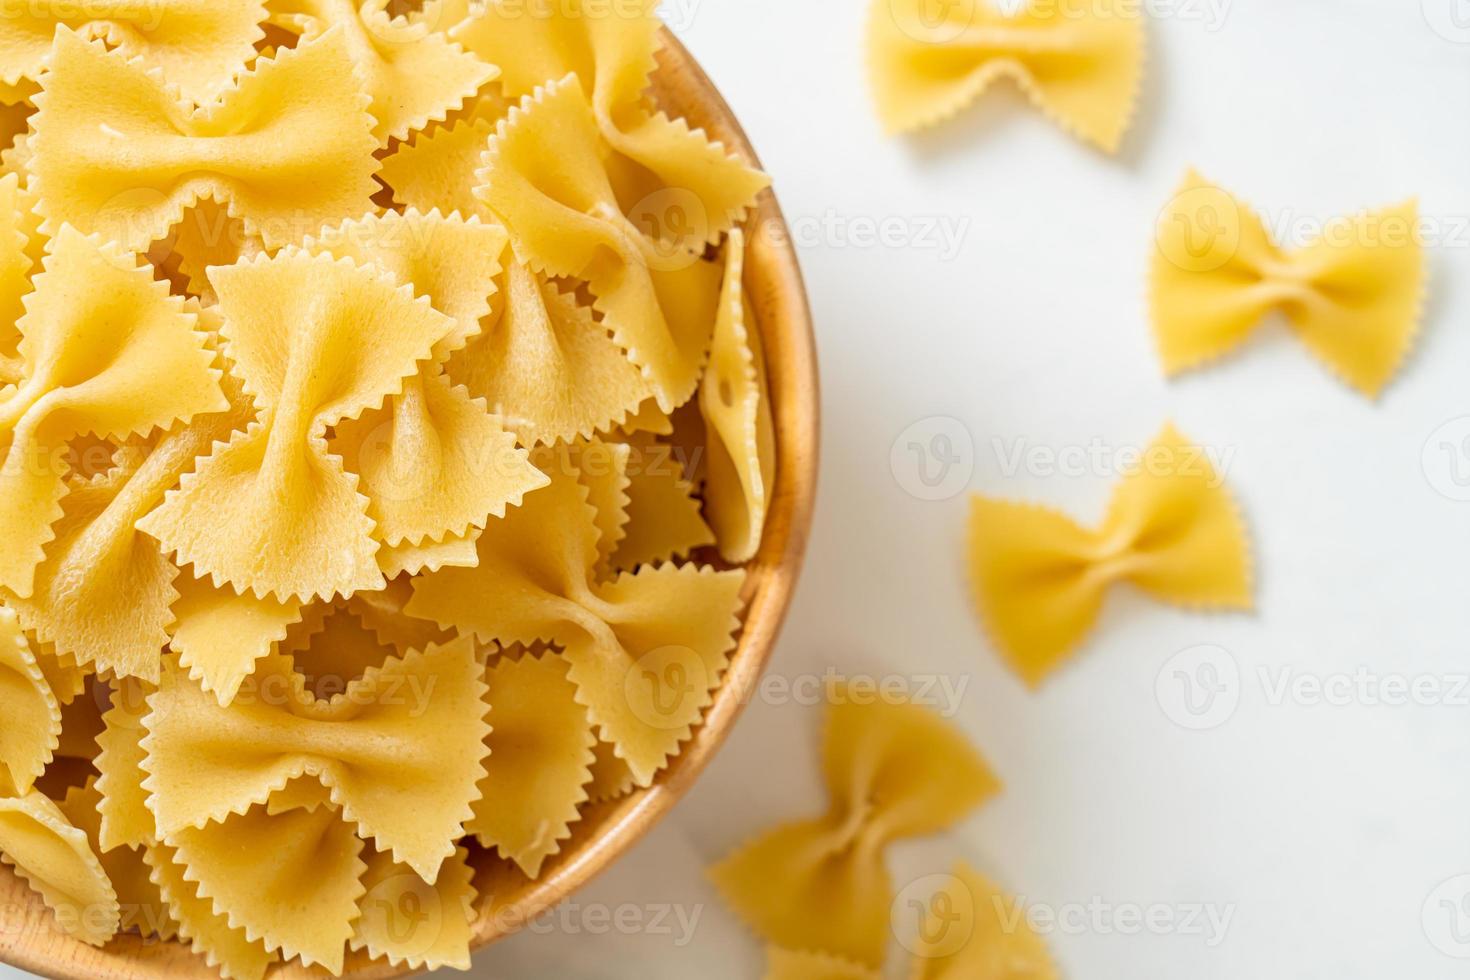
(0, 1, 774, 976)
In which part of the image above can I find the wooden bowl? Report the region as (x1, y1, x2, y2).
(0, 29, 819, 980)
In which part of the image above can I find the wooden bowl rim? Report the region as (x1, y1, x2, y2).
(0, 28, 819, 980)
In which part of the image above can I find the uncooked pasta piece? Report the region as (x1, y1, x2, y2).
(969, 424, 1252, 686)
(1152, 170, 1424, 397)
(868, 0, 1144, 151)
(710, 694, 1000, 967)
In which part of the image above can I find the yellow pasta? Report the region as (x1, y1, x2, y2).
(379, 114, 494, 218)
(869, 0, 1145, 151)
(138, 249, 456, 601)
(612, 454, 717, 571)
(94, 680, 154, 853)
(0, 5, 776, 972)
(169, 788, 367, 973)
(168, 570, 305, 706)
(586, 739, 637, 803)
(268, 0, 496, 143)
(469, 653, 596, 877)
(451, 261, 660, 447)
(142, 638, 489, 882)
(907, 863, 1059, 980)
(541, 438, 634, 574)
(281, 602, 396, 695)
(145, 840, 277, 980)
(1153, 171, 1424, 396)
(700, 228, 775, 563)
(30, 28, 379, 252)
(453, 0, 768, 248)
(378, 106, 665, 447)
(0, 605, 59, 795)
(0, 172, 35, 385)
(476, 76, 726, 412)
(57, 779, 176, 942)
(344, 577, 455, 658)
(350, 843, 477, 971)
(710, 694, 1001, 967)
(30, 640, 87, 707)
(309, 210, 550, 552)
(969, 425, 1253, 686)
(0, 1, 265, 104)
(0, 226, 225, 601)
(164, 201, 265, 305)
(408, 467, 746, 786)
(0, 789, 119, 946)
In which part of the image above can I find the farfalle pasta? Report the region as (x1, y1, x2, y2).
(1152, 171, 1425, 396)
(700, 228, 774, 563)
(452, 0, 767, 247)
(710, 693, 1001, 968)
(139, 249, 458, 601)
(0, 1, 265, 104)
(476, 75, 726, 412)
(969, 424, 1253, 686)
(0, 1, 778, 974)
(30, 28, 380, 252)
(268, 0, 496, 143)
(719, 703, 1058, 980)
(0, 226, 225, 600)
(141, 639, 489, 882)
(407, 465, 747, 786)
(868, 0, 1145, 151)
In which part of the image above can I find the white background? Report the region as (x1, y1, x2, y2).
(9, 0, 1470, 977)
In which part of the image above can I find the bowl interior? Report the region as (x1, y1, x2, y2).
(0, 30, 818, 980)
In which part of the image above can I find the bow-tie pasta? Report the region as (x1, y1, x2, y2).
(869, 0, 1145, 151)
(0, 0, 777, 974)
(30, 27, 380, 253)
(969, 424, 1253, 685)
(1152, 171, 1425, 397)
(710, 694, 1003, 968)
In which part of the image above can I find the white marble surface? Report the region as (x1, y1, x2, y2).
(8, 0, 1470, 977)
